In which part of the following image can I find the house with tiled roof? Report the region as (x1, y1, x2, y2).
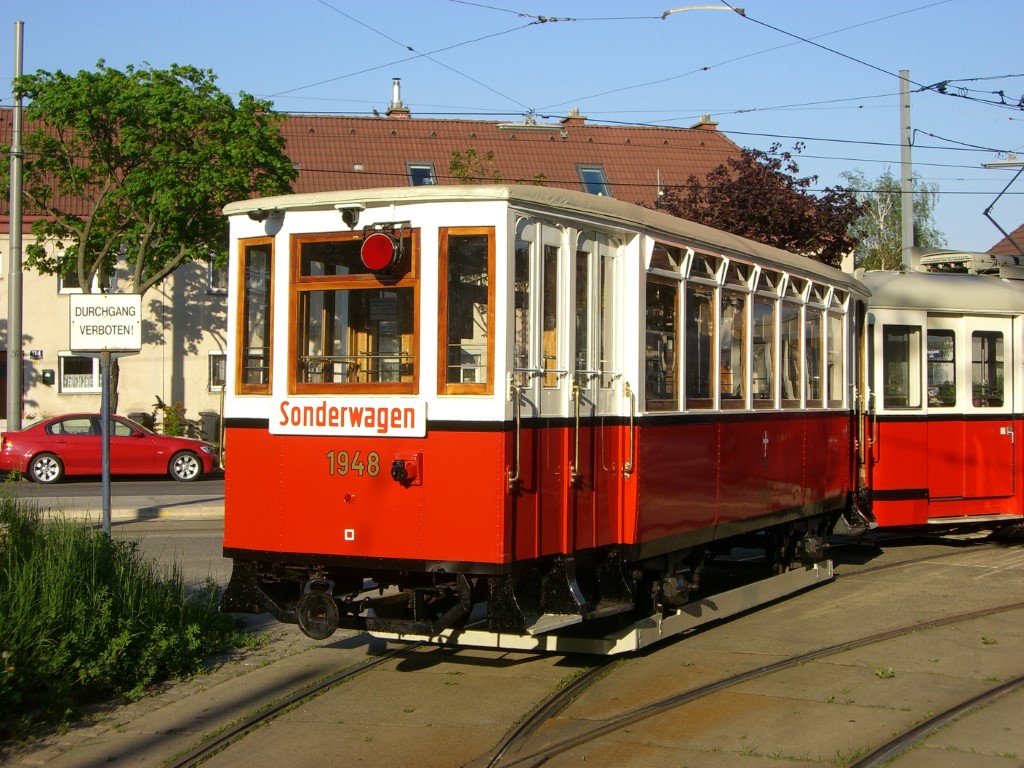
(989, 221, 1024, 260)
(0, 85, 744, 434)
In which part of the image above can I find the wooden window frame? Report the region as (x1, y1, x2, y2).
(236, 236, 274, 395)
(288, 230, 420, 395)
(438, 226, 496, 396)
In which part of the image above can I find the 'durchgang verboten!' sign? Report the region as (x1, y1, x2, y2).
(69, 294, 143, 352)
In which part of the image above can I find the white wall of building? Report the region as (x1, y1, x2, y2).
(0, 234, 227, 443)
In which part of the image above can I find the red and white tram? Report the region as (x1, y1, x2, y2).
(219, 185, 868, 653)
(862, 250, 1023, 530)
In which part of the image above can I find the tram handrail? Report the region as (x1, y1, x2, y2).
(570, 378, 581, 484)
(507, 376, 523, 491)
(623, 382, 636, 478)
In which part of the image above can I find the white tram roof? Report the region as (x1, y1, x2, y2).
(225, 184, 868, 297)
(861, 269, 1023, 314)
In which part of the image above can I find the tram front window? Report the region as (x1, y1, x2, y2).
(291, 232, 418, 393)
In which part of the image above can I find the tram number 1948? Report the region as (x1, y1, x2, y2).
(326, 450, 381, 477)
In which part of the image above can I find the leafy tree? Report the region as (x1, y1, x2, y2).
(7, 61, 296, 295)
(448, 147, 547, 185)
(3, 61, 296, 410)
(450, 148, 504, 184)
(657, 143, 863, 268)
(840, 168, 945, 270)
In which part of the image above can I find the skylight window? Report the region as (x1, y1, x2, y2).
(577, 165, 611, 197)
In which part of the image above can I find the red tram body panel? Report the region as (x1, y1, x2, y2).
(219, 186, 869, 650)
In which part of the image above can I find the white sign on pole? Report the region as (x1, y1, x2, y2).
(69, 294, 143, 352)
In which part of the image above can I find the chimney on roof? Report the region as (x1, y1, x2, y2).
(561, 107, 587, 127)
(387, 77, 411, 119)
(690, 114, 718, 131)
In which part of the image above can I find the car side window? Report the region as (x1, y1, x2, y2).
(51, 417, 95, 436)
(111, 420, 137, 437)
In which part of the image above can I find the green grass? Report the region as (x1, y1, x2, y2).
(0, 494, 253, 740)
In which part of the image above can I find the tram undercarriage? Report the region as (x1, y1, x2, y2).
(221, 515, 842, 654)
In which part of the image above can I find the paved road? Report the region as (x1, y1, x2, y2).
(3, 473, 225, 521)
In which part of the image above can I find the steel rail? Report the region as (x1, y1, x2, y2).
(166, 642, 423, 768)
(493, 601, 1024, 768)
(848, 674, 1024, 768)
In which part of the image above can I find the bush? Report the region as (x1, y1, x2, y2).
(0, 495, 252, 739)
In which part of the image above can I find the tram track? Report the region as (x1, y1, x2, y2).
(484, 600, 1024, 768)
(848, 674, 1024, 768)
(165, 642, 424, 768)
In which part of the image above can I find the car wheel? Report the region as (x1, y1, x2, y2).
(169, 451, 203, 482)
(29, 453, 64, 484)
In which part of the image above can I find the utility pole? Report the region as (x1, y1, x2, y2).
(7, 21, 24, 430)
(900, 69, 914, 270)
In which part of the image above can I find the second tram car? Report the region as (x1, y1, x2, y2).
(219, 185, 869, 653)
(862, 250, 1023, 530)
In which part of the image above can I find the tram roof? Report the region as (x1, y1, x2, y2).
(861, 269, 1023, 314)
(225, 185, 868, 297)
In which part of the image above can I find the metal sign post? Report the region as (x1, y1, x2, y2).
(69, 294, 142, 535)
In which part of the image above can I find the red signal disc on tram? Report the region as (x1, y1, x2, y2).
(361, 232, 399, 272)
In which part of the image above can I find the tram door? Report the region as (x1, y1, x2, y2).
(512, 220, 572, 559)
(570, 233, 621, 551)
(941, 316, 1015, 502)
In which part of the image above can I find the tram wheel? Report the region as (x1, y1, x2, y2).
(297, 590, 340, 640)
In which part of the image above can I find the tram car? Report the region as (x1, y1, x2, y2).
(861, 249, 1023, 531)
(219, 185, 869, 653)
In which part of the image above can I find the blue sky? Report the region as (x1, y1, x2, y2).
(3, 0, 1022, 252)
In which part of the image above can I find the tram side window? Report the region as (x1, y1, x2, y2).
(882, 325, 921, 409)
(826, 312, 844, 407)
(752, 296, 775, 408)
(645, 280, 677, 410)
(237, 238, 273, 394)
(780, 301, 802, 408)
(599, 248, 617, 389)
(513, 236, 531, 387)
(293, 233, 417, 393)
(927, 330, 956, 407)
(685, 284, 714, 409)
(720, 290, 746, 408)
(805, 307, 823, 407)
(971, 331, 1003, 407)
(543, 244, 560, 388)
(440, 228, 495, 395)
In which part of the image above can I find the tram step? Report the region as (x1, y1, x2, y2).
(524, 601, 634, 636)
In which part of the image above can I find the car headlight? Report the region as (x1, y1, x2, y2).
(200, 445, 216, 455)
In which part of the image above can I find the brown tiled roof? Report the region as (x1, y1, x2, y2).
(989, 221, 1024, 257)
(281, 114, 742, 206)
(1, 108, 742, 229)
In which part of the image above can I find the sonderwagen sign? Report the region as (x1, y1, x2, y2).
(273, 398, 427, 437)
(69, 294, 143, 352)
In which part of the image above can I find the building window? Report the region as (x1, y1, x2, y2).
(209, 351, 227, 391)
(577, 165, 611, 197)
(439, 227, 494, 394)
(208, 263, 228, 294)
(59, 354, 100, 393)
(407, 163, 436, 186)
(237, 238, 274, 394)
(58, 258, 113, 294)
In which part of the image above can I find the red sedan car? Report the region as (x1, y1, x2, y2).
(0, 414, 219, 483)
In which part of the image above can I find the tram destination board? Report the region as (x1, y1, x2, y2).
(69, 294, 142, 352)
